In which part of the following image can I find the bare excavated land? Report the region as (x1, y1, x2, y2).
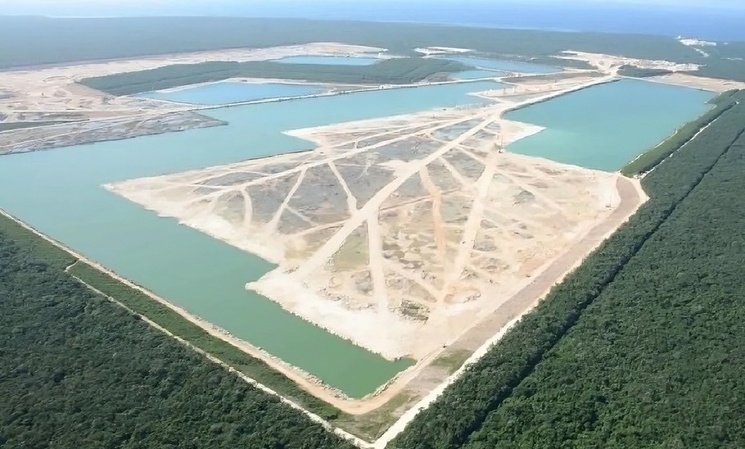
(0, 43, 382, 153)
(0, 112, 225, 155)
(106, 65, 648, 419)
(12, 43, 725, 429)
(110, 105, 622, 362)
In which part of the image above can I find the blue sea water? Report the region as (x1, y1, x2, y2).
(240, 2, 745, 42)
(12, 2, 745, 43)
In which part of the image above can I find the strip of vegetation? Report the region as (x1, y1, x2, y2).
(389, 91, 745, 449)
(621, 90, 739, 176)
(617, 64, 673, 77)
(464, 107, 745, 449)
(66, 260, 342, 421)
(0, 216, 354, 449)
(80, 58, 467, 96)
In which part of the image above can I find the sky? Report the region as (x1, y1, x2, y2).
(1, 0, 744, 42)
(1, 0, 744, 14)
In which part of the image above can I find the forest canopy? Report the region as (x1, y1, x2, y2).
(390, 90, 745, 448)
(2, 17, 745, 81)
(80, 58, 467, 95)
(0, 215, 354, 449)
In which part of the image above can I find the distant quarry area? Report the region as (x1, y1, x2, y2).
(2, 17, 745, 448)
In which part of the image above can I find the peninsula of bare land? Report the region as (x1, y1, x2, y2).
(2, 15, 745, 449)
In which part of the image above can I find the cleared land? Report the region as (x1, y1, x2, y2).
(1, 40, 733, 443)
(108, 108, 618, 361)
(0, 112, 225, 155)
(0, 43, 383, 152)
(387, 88, 745, 449)
(105, 71, 645, 419)
(559, 51, 745, 92)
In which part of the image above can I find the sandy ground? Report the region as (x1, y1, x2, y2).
(555, 50, 743, 93)
(0, 42, 384, 122)
(558, 50, 701, 74)
(373, 174, 645, 448)
(414, 47, 474, 56)
(0, 44, 722, 441)
(0, 111, 224, 155)
(645, 72, 745, 92)
(105, 72, 640, 419)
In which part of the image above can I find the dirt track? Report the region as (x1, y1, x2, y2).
(373, 175, 645, 448)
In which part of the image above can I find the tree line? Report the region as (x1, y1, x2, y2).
(463, 96, 745, 449)
(388, 91, 745, 448)
(80, 58, 467, 96)
(5, 17, 745, 81)
(0, 215, 354, 449)
(621, 89, 738, 176)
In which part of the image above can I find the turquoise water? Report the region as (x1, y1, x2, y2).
(273, 55, 380, 65)
(0, 79, 713, 395)
(138, 81, 325, 105)
(0, 81, 502, 398)
(454, 70, 508, 80)
(505, 79, 715, 171)
(438, 56, 558, 74)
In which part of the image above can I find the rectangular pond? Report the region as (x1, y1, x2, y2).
(0, 81, 502, 399)
(505, 79, 716, 171)
(272, 55, 381, 66)
(138, 81, 325, 105)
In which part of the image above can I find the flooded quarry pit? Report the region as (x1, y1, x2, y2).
(0, 47, 717, 413)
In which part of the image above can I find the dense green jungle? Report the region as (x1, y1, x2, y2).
(2, 16, 745, 447)
(621, 89, 738, 175)
(2, 92, 744, 448)
(0, 217, 353, 449)
(389, 91, 745, 448)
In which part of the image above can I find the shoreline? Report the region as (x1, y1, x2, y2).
(0, 162, 646, 441)
(94, 73, 636, 407)
(373, 174, 646, 448)
(0, 208, 377, 407)
(0, 48, 720, 443)
(37, 87, 629, 414)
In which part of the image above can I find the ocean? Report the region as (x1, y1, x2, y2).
(243, 2, 745, 42)
(3, 1, 744, 43)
